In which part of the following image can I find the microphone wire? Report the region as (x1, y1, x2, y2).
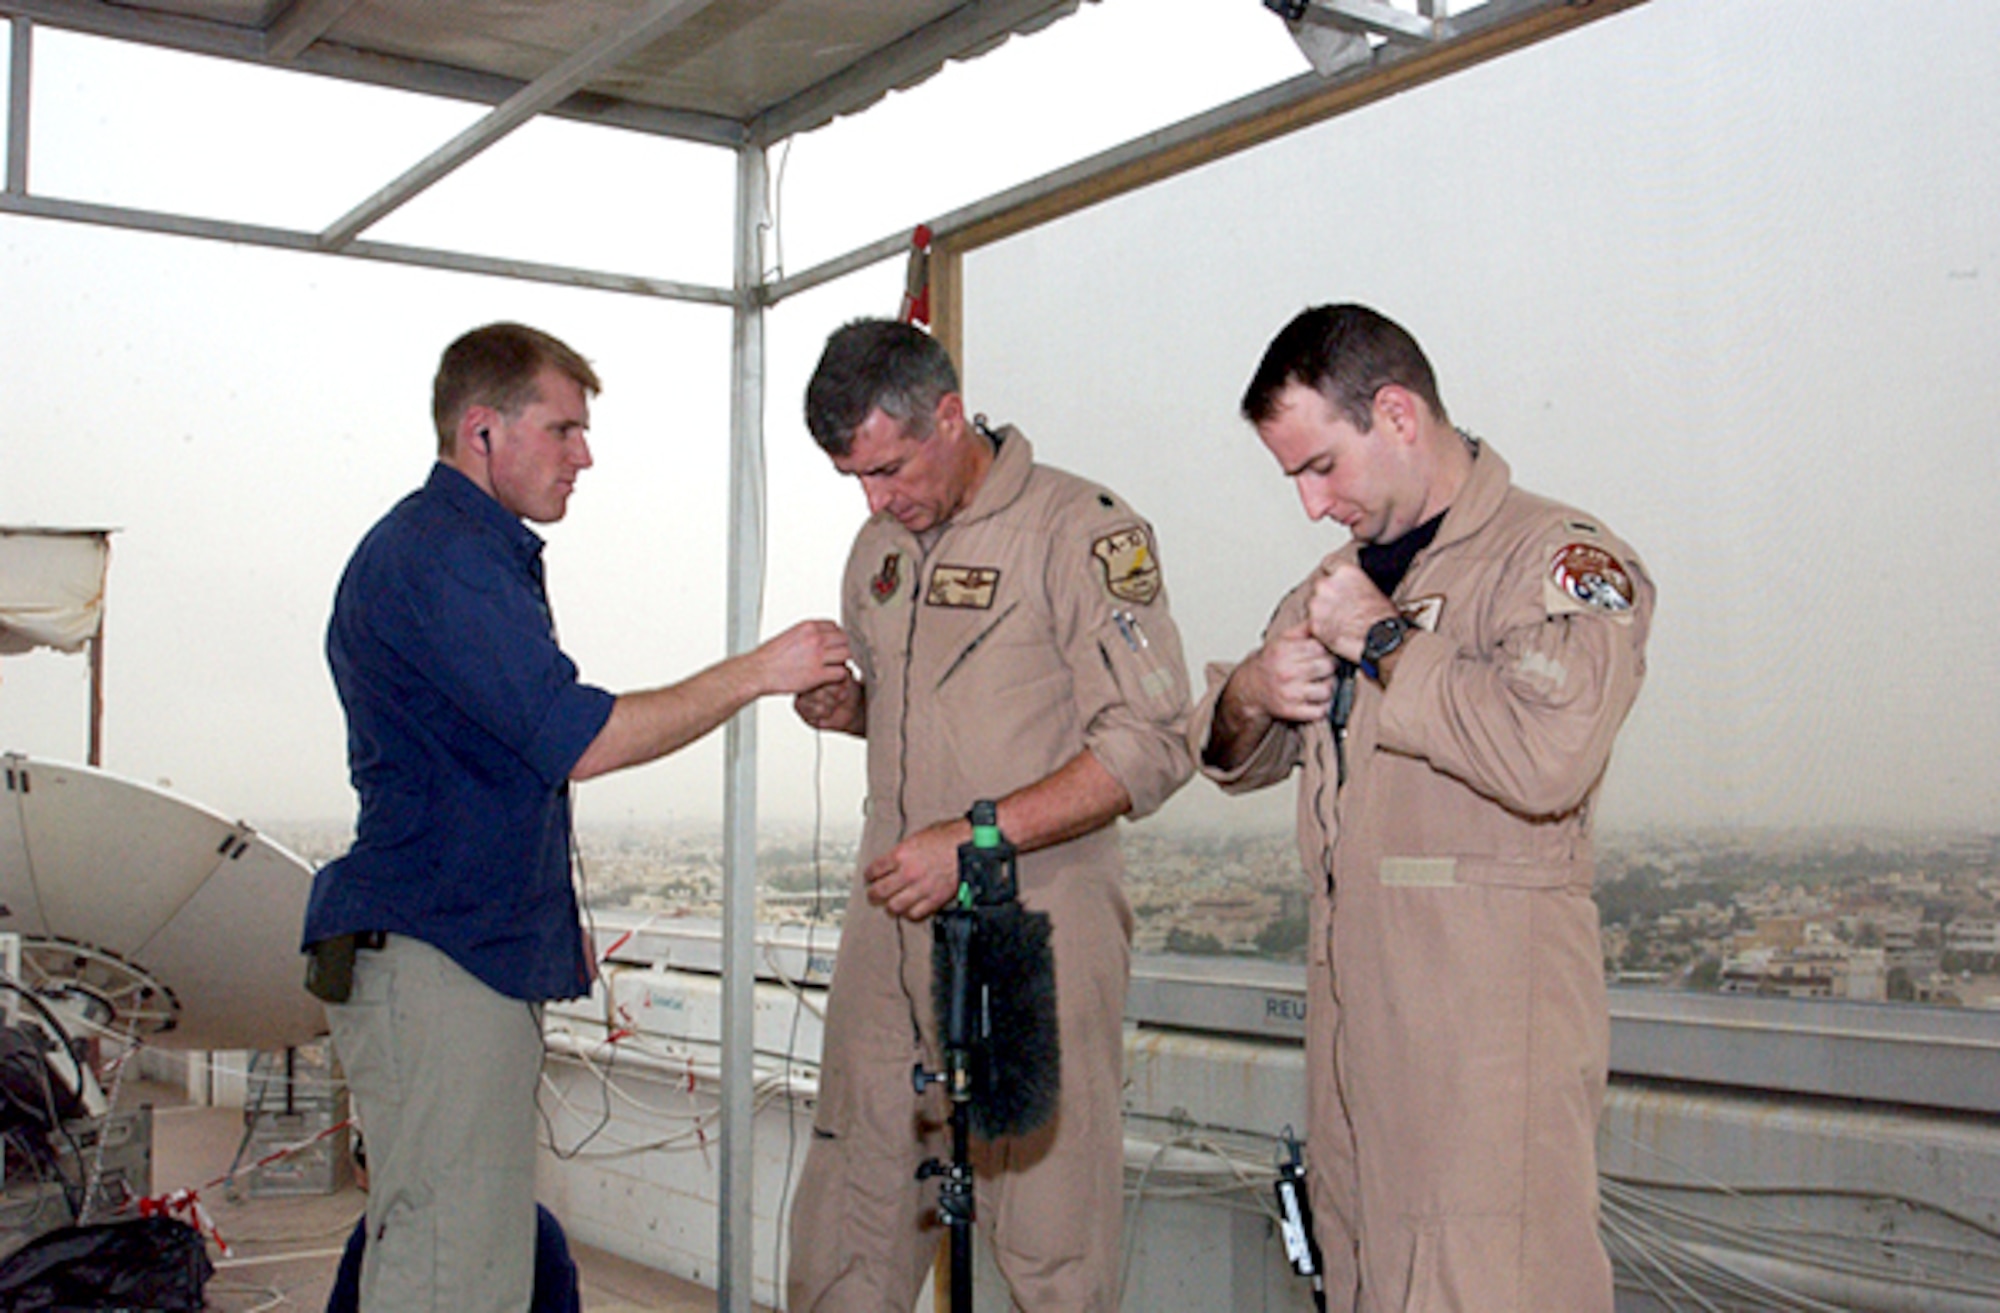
(774, 725, 829, 1293)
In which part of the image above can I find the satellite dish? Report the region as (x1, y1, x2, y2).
(0, 751, 326, 1052)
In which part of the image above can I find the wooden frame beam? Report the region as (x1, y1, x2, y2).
(946, 0, 1648, 255)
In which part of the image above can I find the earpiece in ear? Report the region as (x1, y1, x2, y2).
(478, 428, 492, 451)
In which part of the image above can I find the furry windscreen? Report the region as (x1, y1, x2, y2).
(932, 900, 1061, 1139)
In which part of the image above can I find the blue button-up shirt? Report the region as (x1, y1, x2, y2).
(304, 463, 614, 1001)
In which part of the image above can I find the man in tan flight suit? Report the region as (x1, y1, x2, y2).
(786, 319, 1193, 1312)
(1191, 304, 1654, 1312)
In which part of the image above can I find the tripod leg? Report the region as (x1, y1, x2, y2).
(948, 1103, 974, 1311)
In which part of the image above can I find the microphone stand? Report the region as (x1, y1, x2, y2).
(920, 906, 975, 1311)
(915, 800, 1017, 1312)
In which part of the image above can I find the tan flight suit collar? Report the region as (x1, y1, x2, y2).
(1425, 436, 1512, 559)
(947, 423, 1033, 531)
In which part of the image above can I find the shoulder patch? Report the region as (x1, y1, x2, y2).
(1092, 525, 1161, 605)
(927, 564, 999, 609)
(1546, 541, 1635, 615)
(869, 551, 903, 604)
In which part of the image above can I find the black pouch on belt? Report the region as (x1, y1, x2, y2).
(304, 933, 359, 1004)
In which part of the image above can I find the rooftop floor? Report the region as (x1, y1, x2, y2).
(113, 1077, 743, 1313)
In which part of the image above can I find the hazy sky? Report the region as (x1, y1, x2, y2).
(3, 0, 1997, 838)
(958, 0, 2000, 835)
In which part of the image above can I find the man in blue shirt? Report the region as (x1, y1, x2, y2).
(304, 322, 851, 1313)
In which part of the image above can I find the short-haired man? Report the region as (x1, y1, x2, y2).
(1191, 304, 1655, 1311)
(304, 322, 851, 1312)
(786, 319, 1193, 1311)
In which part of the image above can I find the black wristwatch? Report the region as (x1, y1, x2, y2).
(1358, 615, 1412, 682)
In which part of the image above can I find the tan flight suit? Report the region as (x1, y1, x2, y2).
(788, 428, 1193, 1313)
(1190, 443, 1654, 1313)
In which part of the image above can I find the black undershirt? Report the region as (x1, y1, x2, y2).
(1357, 510, 1445, 601)
(1329, 511, 1445, 787)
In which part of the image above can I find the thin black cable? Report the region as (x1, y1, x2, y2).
(537, 797, 616, 1160)
(0, 1073, 80, 1219)
(764, 135, 794, 283)
(0, 974, 94, 1218)
(568, 785, 603, 983)
(774, 727, 828, 1290)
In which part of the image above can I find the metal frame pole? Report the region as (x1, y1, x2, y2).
(717, 138, 768, 1313)
(86, 627, 102, 766)
(7, 15, 29, 195)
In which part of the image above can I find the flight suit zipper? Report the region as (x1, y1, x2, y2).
(890, 528, 931, 1050)
(893, 532, 930, 846)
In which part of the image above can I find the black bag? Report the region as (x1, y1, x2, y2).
(0, 1215, 213, 1310)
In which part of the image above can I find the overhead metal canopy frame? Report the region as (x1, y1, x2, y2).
(0, 0, 1645, 310)
(0, 1, 1646, 1308)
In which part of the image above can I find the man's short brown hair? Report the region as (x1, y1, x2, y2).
(432, 322, 601, 455)
(1241, 304, 1446, 432)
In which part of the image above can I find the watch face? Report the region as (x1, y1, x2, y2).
(1363, 616, 1409, 661)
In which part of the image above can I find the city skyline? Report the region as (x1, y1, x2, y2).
(265, 817, 2000, 1012)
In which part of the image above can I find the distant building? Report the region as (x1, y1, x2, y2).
(1838, 949, 1888, 1002)
(1721, 945, 1885, 1001)
(1946, 917, 2000, 955)
(1883, 912, 1922, 952)
(1721, 949, 1835, 999)
(1734, 917, 1807, 954)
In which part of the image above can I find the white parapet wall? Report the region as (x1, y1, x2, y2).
(534, 962, 826, 1303)
(531, 920, 2000, 1313)
(534, 953, 1323, 1312)
(106, 908, 2000, 1313)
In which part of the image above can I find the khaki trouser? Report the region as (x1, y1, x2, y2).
(1309, 870, 1613, 1313)
(329, 934, 545, 1313)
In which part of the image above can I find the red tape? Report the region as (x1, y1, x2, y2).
(131, 1115, 355, 1257)
(138, 1187, 229, 1256)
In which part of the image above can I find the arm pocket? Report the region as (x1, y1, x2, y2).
(1096, 609, 1186, 721)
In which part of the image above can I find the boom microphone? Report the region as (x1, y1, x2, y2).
(931, 800, 1061, 1139)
